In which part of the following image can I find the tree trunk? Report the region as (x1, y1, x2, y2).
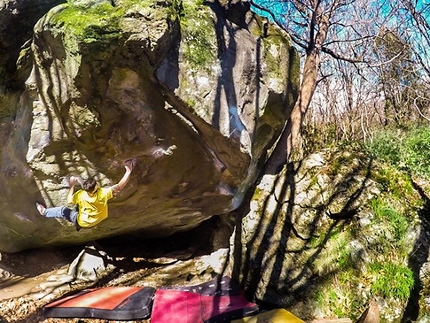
(286, 49, 320, 161)
(262, 1, 333, 169)
(285, 5, 330, 162)
(264, 49, 320, 173)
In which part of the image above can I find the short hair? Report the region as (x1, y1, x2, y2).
(82, 178, 97, 192)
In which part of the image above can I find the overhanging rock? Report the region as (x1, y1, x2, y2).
(0, 0, 299, 252)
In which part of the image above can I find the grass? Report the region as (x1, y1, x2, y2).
(371, 166, 415, 201)
(313, 273, 362, 319)
(308, 159, 416, 319)
(369, 262, 414, 300)
(304, 138, 421, 319)
(302, 135, 423, 320)
(366, 130, 403, 165)
(367, 196, 412, 271)
(370, 197, 409, 243)
(335, 232, 352, 269)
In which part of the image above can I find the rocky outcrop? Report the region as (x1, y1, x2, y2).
(230, 147, 428, 322)
(2, 145, 427, 322)
(0, 0, 66, 91)
(0, 0, 299, 252)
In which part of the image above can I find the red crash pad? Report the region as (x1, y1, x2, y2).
(165, 276, 241, 296)
(43, 286, 155, 320)
(150, 289, 258, 323)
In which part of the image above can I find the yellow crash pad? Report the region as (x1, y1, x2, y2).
(232, 308, 306, 323)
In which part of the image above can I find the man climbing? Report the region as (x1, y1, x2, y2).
(36, 159, 136, 230)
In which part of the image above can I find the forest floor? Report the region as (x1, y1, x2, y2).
(0, 223, 218, 323)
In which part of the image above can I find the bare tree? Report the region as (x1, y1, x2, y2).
(250, 0, 375, 162)
(308, 0, 430, 143)
(373, 28, 418, 126)
(300, 0, 393, 146)
(251, 0, 430, 159)
(399, 0, 430, 78)
(396, 0, 430, 121)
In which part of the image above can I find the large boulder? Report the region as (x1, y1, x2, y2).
(0, 0, 299, 252)
(0, 0, 66, 91)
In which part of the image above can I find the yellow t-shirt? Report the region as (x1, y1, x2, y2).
(72, 187, 113, 228)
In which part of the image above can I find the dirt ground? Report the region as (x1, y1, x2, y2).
(0, 224, 218, 323)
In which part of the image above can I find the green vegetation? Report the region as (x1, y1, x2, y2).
(367, 126, 430, 180)
(309, 223, 344, 249)
(51, 0, 179, 43)
(370, 197, 409, 243)
(313, 263, 407, 321)
(305, 137, 424, 321)
(369, 262, 414, 300)
(179, 1, 217, 70)
(367, 130, 403, 164)
(336, 234, 352, 269)
(262, 37, 286, 81)
(313, 271, 360, 319)
(51, 2, 124, 42)
(324, 142, 369, 177)
(371, 166, 415, 202)
(36, 1, 429, 320)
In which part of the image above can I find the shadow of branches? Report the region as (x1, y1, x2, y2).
(401, 179, 430, 322)
(231, 149, 374, 313)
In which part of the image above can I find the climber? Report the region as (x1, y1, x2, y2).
(36, 158, 136, 231)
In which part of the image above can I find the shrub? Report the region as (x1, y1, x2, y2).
(401, 127, 430, 178)
(367, 126, 430, 179)
(366, 129, 403, 165)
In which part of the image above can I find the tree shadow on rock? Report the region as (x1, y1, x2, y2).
(232, 150, 374, 313)
(401, 179, 430, 322)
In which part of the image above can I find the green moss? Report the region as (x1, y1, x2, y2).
(326, 157, 343, 176)
(51, 3, 122, 42)
(262, 36, 287, 81)
(288, 46, 300, 96)
(185, 98, 196, 108)
(0, 93, 19, 119)
(324, 148, 367, 177)
(51, 0, 179, 43)
(258, 19, 300, 96)
(179, 1, 217, 71)
(371, 165, 416, 202)
(252, 187, 264, 200)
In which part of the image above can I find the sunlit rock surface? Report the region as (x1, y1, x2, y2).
(0, 0, 298, 252)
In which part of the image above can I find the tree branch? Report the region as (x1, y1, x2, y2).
(321, 46, 366, 63)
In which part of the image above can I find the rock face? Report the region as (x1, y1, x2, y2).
(0, 0, 299, 252)
(230, 147, 426, 321)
